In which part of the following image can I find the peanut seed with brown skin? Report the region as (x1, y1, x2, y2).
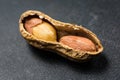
(59, 36, 96, 52)
(24, 18, 57, 42)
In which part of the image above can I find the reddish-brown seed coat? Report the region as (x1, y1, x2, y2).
(59, 36, 96, 51)
(24, 18, 42, 34)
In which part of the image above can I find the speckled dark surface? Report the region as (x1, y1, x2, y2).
(0, 0, 120, 80)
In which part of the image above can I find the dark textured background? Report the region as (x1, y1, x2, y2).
(0, 0, 120, 80)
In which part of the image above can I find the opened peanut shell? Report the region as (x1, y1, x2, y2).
(19, 10, 103, 62)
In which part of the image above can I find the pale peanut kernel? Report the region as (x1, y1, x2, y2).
(24, 18, 57, 42)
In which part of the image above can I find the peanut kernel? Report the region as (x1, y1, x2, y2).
(24, 18, 57, 42)
(59, 36, 96, 52)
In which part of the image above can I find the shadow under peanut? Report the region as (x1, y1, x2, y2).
(66, 53, 109, 74)
(28, 44, 66, 63)
(28, 44, 109, 74)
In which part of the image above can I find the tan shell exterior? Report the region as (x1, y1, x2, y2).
(19, 10, 103, 62)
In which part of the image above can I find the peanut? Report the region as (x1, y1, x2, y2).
(59, 36, 96, 51)
(24, 18, 57, 42)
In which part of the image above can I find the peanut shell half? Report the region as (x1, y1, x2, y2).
(19, 10, 103, 62)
